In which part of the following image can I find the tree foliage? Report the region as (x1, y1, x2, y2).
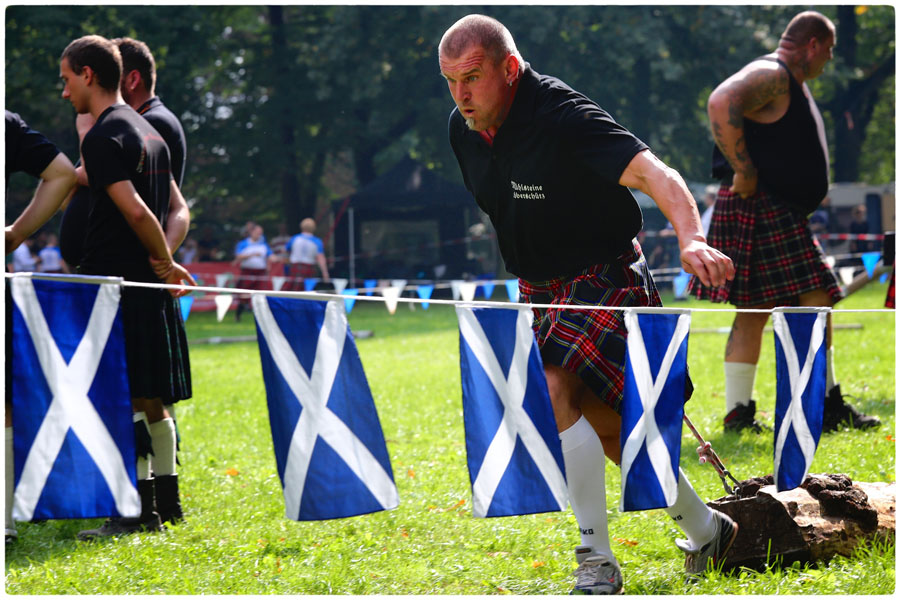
(5, 5, 894, 245)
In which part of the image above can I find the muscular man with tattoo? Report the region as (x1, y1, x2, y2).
(689, 10, 879, 433)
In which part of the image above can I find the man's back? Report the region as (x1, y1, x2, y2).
(138, 97, 187, 187)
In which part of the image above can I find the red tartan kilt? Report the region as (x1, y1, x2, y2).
(689, 185, 842, 306)
(518, 240, 662, 415)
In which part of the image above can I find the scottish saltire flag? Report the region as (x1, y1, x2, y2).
(456, 306, 567, 517)
(620, 310, 690, 512)
(9, 276, 139, 520)
(772, 309, 827, 492)
(252, 294, 398, 520)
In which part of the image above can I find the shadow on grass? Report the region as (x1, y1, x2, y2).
(5, 518, 115, 567)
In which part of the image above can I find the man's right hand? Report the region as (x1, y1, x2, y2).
(730, 171, 758, 198)
(163, 262, 197, 298)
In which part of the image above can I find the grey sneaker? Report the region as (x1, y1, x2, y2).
(675, 510, 738, 574)
(570, 546, 623, 595)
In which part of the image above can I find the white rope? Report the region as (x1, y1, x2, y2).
(5, 271, 894, 314)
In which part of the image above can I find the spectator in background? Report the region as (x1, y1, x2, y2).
(37, 233, 66, 273)
(10, 237, 39, 272)
(286, 217, 330, 289)
(269, 223, 291, 268)
(232, 223, 274, 320)
(849, 204, 875, 253)
(177, 237, 198, 264)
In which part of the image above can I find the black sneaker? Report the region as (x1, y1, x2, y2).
(76, 514, 163, 541)
(723, 400, 771, 433)
(822, 385, 880, 432)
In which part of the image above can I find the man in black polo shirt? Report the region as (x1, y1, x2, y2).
(113, 36, 192, 525)
(55, 34, 195, 540)
(440, 14, 736, 593)
(5, 110, 78, 543)
(689, 11, 878, 434)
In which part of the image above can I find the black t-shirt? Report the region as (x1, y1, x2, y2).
(5, 110, 60, 189)
(79, 104, 173, 281)
(449, 65, 647, 281)
(138, 96, 187, 187)
(58, 158, 91, 268)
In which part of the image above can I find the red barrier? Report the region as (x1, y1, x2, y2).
(185, 261, 284, 311)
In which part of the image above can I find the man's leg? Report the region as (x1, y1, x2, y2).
(723, 305, 773, 432)
(580, 386, 737, 575)
(798, 288, 879, 430)
(546, 364, 622, 595)
(5, 403, 16, 543)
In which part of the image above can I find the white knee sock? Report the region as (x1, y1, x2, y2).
(149, 418, 177, 477)
(663, 468, 716, 549)
(5, 427, 15, 534)
(826, 346, 837, 391)
(560, 416, 612, 558)
(725, 362, 757, 412)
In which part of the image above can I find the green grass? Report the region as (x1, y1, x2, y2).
(5, 283, 895, 594)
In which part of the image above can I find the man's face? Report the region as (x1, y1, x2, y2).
(440, 45, 511, 132)
(808, 33, 835, 79)
(60, 57, 90, 114)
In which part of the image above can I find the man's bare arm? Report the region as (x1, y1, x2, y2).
(5, 153, 77, 253)
(106, 179, 196, 295)
(164, 179, 190, 252)
(619, 150, 734, 287)
(707, 61, 789, 196)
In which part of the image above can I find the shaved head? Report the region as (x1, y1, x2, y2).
(439, 14, 522, 70)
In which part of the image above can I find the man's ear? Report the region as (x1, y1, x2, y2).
(505, 54, 520, 81)
(81, 65, 95, 86)
(123, 69, 141, 93)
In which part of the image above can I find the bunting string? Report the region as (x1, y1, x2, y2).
(5, 272, 893, 314)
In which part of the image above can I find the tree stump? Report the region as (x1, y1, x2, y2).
(708, 473, 895, 571)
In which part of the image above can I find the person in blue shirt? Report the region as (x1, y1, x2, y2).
(232, 223, 274, 320)
(285, 218, 329, 290)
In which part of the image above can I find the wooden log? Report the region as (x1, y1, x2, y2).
(707, 473, 895, 571)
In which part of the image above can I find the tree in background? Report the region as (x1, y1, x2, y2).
(5, 5, 894, 246)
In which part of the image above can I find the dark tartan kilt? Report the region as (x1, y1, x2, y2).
(688, 184, 842, 306)
(286, 263, 318, 291)
(519, 240, 677, 415)
(235, 267, 270, 295)
(121, 287, 191, 402)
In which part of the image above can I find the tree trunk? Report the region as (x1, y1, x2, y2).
(827, 6, 896, 182)
(269, 5, 303, 227)
(708, 474, 895, 571)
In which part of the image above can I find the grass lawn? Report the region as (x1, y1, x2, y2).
(5, 283, 895, 594)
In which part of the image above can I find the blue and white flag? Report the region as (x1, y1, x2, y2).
(252, 295, 398, 520)
(772, 309, 827, 492)
(456, 306, 567, 517)
(621, 310, 690, 512)
(10, 276, 139, 521)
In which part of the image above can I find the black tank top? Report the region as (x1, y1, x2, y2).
(712, 58, 829, 214)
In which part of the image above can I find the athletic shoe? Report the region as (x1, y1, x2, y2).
(5, 527, 17, 544)
(822, 384, 880, 432)
(675, 510, 738, 574)
(76, 514, 163, 541)
(723, 400, 771, 433)
(570, 546, 623, 595)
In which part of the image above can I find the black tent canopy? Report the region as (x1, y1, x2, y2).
(330, 157, 482, 280)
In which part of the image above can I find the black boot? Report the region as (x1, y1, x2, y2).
(723, 400, 771, 433)
(155, 474, 184, 524)
(77, 479, 163, 540)
(822, 384, 880, 432)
